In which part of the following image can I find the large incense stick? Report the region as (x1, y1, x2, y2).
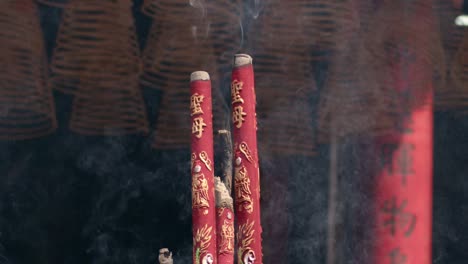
(190, 71, 217, 264)
(231, 54, 262, 264)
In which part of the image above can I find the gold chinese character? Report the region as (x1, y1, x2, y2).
(231, 80, 245, 104)
(190, 93, 204, 116)
(232, 105, 247, 128)
(192, 117, 207, 138)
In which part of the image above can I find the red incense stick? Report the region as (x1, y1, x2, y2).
(231, 54, 263, 264)
(191, 71, 217, 264)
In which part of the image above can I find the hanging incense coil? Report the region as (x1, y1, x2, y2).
(249, 0, 359, 64)
(36, 0, 70, 8)
(140, 0, 242, 89)
(140, 0, 210, 90)
(317, 0, 442, 140)
(0, 0, 57, 140)
(246, 1, 320, 156)
(440, 32, 468, 112)
(49, 0, 149, 135)
(363, 0, 443, 108)
(50, 0, 142, 97)
(257, 77, 317, 156)
(435, 0, 468, 111)
(69, 78, 149, 135)
(356, 0, 443, 135)
(317, 40, 390, 141)
(140, 1, 228, 149)
(436, 0, 464, 62)
(355, 0, 376, 32)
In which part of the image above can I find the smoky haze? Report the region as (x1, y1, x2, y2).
(0, 1, 467, 264)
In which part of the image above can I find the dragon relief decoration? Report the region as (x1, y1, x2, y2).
(237, 220, 256, 264)
(194, 224, 214, 264)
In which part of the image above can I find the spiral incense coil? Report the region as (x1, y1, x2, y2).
(435, 0, 468, 111)
(364, 0, 443, 109)
(355, 0, 376, 31)
(256, 78, 316, 156)
(250, 0, 359, 64)
(141, 30, 213, 91)
(300, 0, 360, 54)
(36, 0, 70, 8)
(140, 0, 241, 89)
(436, 0, 464, 61)
(204, 0, 242, 69)
(50, 0, 142, 97)
(345, 0, 442, 137)
(252, 52, 317, 155)
(69, 79, 149, 135)
(249, 2, 317, 155)
(0, 0, 57, 140)
(439, 32, 468, 112)
(317, 41, 391, 141)
(140, 4, 211, 90)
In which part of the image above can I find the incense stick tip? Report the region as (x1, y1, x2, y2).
(190, 71, 210, 81)
(234, 54, 253, 67)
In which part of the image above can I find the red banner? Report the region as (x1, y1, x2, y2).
(231, 54, 263, 264)
(191, 71, 217, 264)
(373, 52, 433, 263)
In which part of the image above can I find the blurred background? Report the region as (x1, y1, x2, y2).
(0, 0, 467, 263)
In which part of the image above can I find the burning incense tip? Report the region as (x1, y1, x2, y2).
(190, 71, 210, 81)
(233, 54, 253, 67)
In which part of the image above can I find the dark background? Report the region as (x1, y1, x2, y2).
(0, 1, 467, 263)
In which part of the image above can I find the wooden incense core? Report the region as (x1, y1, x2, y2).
(215, 177, 233, 210)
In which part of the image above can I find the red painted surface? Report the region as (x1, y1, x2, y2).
(231, 60, 263, 264)
(191, 77, 217, 264)
(373, 49, 433, 263)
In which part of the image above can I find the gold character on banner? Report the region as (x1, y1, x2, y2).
(191, 93, 204, 116)
(192, 117, 207, 138)
(237, 220, 256, 264)
(231, 80, 245, 104)
(380, 197, 416, 237)
(219, 219, 235, 254)
(199, 151, 213, 171)
(233, 105, 247, 128)
(234, 165, 253, 213)
(240, 142, 255, 164)
(194, 224, 213, 264)
(192, 172, 210, 209)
